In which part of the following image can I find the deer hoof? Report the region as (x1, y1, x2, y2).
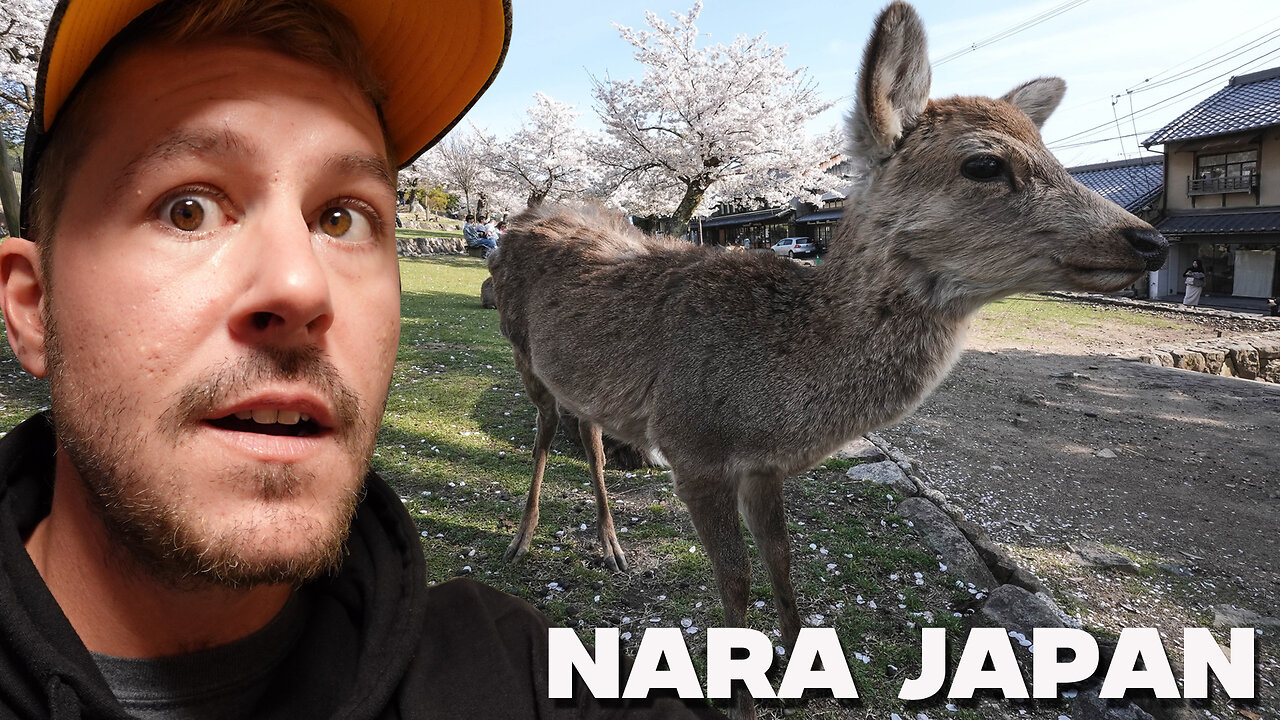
(503, 541, 529, 563)
(603, 550, 629, 573)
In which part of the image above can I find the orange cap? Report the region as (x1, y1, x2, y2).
(20, 0, 511, 234)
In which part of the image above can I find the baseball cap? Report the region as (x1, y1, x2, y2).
(19, 0, 511, 235)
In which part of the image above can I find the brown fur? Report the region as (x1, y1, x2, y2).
(488, 4, 1165, 715)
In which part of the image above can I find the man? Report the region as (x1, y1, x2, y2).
(464, 212, 497, 256)
(0, 1, 719, 717)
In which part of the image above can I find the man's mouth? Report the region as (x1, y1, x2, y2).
(207, 409, 323, 437)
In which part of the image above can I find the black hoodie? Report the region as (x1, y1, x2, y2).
(0, 415, 722, 719)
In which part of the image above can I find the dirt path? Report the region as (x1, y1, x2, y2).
(877, 296, 1280, 713)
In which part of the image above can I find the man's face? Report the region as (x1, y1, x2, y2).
(42, 42, 401, 587)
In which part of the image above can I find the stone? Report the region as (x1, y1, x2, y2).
(1260, 357, 1280, 383)
(976, 584, 1066, 641)
(557, 410, 655, 470)
(1212, 604, 1280, 628)
(1169, 350, 1206, 373)
(846, 460, 915, 497)
(1009, 566, 1051, 597)
(1094, 448, 1117, 458)
(1257, 342, 1280, 361)
(1153, 350, 1174, 367)
(1070, 540, 1139, 573)
(896, 497, 997, 589)
(1200, 349, 1225, 375)
(1218, 357, 1236, 377)
(1072, 686, 1156, 720)
(480, 277, 497, 309)
(1228, 346, 1259, 379)
(830, 436, 887, 463)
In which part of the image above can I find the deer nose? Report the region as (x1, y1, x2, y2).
(1124, 227, 1168, 271)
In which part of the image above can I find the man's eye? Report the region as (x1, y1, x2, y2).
(159, 195, 224, 232)
(317, 205, 374, 242)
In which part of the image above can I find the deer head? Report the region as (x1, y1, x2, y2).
(846, 2, 1167, 312)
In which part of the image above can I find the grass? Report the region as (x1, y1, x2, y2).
(0, 256, 1082, 718)
(972, 294, 1191, 346)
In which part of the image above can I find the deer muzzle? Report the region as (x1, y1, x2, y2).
(1122, 227, 1169, 271)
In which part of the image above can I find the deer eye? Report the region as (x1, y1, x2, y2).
(961, 155, 1006, 181)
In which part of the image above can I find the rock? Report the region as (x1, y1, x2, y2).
(1260, 357, 1280, 383)
(557, 410, 655, 470)
(1200, 349, 1225, 375)
(896, 497, 997, 589)
(1228, 345, 1259, 379)
(1212, 604, 1280, 628)
(976, 584, 1066, 639)
(1152, 350, 1174, 367)
(1169, 350, 1206, 373)
(1009, 566, 1051, 597)
(830, 436, 887, 463)
(1094, 448, 1117, 458)
(846, 460, 915, 497)
(480, 277, 497, 309)
(1017, 391, 1048, 406)
(953, 518, 1019, 583)
(1070, 540, 1139, 573)
(1156, 562, 1194, 577)
(1071, 686, 1156, 720)
(1218, 357, 1236, 377)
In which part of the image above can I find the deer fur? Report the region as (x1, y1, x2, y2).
(488, 2, 1166, 712)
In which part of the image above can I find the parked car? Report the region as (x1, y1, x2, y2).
(769, 237, 816, 258)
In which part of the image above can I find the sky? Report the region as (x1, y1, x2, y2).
(463, 0, 1280, 169)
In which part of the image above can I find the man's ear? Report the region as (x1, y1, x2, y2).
(0, 237, 50, 378)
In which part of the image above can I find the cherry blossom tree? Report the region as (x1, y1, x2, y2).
(409, 130, 492, 216)
(592, 1, 831, 231)
(478, 93, 603, 209)
(1, 0, 52, 142)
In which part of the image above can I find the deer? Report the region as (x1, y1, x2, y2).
(488, 1, 1166, 712)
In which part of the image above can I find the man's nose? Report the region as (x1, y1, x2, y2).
(228, 210, 335, 344)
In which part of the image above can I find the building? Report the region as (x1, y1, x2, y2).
(1142, 66, 1280, 301)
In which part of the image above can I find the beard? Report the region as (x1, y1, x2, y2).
(45, 321, 379, 591)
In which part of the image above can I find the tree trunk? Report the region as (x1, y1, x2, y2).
(670, 178, 710, 236)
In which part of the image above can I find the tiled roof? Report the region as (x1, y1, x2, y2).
(1157, 211, 1280, 234)
(1144, 67, 1280, 146)
(1067, 157, 1163, 213)
(699, 207, 790, 228)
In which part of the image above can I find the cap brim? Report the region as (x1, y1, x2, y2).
(35, 0, 511, 168)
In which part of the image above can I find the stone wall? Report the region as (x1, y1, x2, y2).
(396, 236, 467, 257)
(1115, 330, 1280, 383)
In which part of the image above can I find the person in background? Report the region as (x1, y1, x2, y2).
(462, 213, 480, 246)
(1182, 259, 1206, 306)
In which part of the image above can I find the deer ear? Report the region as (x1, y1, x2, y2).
(1001, 77, 1066, 128)
(849, 1, 931, 167)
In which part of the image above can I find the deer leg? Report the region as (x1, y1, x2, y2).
(504, 361, 559, 563)
(739, 474, 801, 651)
(578, 420, 627, 572)
(676, 477, 758, 719)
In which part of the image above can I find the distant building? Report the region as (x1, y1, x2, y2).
(1067, 156, 1163, 219)
(1142, 66, 1280, 301)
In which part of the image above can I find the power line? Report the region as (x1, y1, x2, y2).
(1048, 44, 1280, 150)
(1125, 15, 1280, 94)
(931, 0, 1089, 67)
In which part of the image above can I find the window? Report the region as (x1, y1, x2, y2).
(1189, 150, 1258, 194)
